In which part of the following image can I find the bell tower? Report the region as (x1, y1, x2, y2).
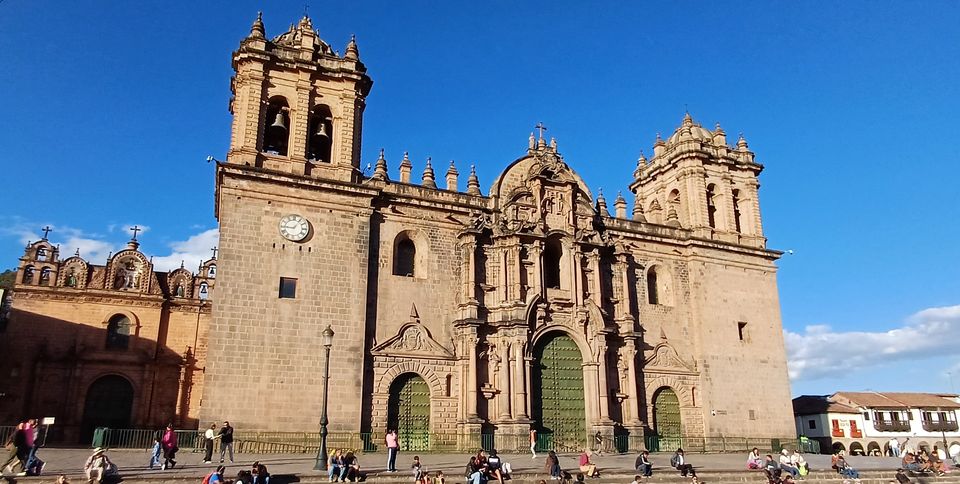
(628, 113, 766, 248)
(227, 13, 373, 182)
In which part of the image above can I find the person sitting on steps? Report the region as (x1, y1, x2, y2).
(670, 448, 696, 478)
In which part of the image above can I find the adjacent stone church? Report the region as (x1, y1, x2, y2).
(1, 13, 795, 449)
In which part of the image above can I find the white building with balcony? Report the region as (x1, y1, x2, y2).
(793, 392, 960, 456)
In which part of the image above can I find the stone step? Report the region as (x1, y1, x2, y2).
(11, 470, 958, 484)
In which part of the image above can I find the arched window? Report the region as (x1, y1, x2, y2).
(36, 247, 47, 260)
(647, 266, 659, 305)
(198, 281, 210, 300)
(106, 314, 132, 350)
(22, 265, 35, 284)
(207, 264, 217, 278)
(732, 189, 743, 233)
(543, 238, 562, 289)
(394, 237, 416, 277)
(263, 96, 290, 156)
(39, 267, 51, 285)
(705, 184, 717, 229)
(308, 105, 333, 163)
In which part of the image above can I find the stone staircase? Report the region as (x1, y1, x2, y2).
(11, 469, 957, 484)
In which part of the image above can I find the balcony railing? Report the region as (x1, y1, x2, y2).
(922, 420, 959, 432)
(874, 420, 912, 432)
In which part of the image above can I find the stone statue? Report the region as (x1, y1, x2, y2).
(175, 284, 185, 297)
(66, 271, 77, 287)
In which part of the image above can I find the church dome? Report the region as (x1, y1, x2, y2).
(666, 113, 715, 144)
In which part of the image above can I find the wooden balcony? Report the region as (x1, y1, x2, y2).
(922, 420, 959, 432)
(873, 420, 911, 432)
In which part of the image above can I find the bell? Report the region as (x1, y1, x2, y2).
(269, 112, 287, 130)
(312, 121, 329, 140)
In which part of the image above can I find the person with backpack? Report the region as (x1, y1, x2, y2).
(670, 448, 696, 478)
(202, 465, 226, 484)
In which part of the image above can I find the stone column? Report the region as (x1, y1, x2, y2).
(572, 244, 583, 305)
(524, 355, 534, 418)
(498, 341, 512, 420)
(596, 339, 612, 422)
(615, 253, 631, 321)
(529, 241, 543, 298)
(624, 338, 643, 427)
(588, 251, 602, 306)
(466, 330, 480, 420)
(582, 362, 600, 426)
(512, 340, 529, 420)
(500, 246, 510, 304)
(461, 238, 477, 303)
(512, 244, 522, 303)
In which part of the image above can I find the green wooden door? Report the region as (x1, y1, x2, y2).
(81, 375, 134, 443)
(532, 333, 586, 452)
(653, 387, 682, 451)
(388, 373, 431, 451)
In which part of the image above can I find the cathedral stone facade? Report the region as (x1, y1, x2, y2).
(199, 14, 796, 450)
(0, 14, 795, 449)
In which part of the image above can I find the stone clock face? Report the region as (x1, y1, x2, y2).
(278, 214, 310, 241)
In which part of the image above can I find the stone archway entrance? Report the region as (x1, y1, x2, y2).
(652, 387, 681, 451)
(80, 375, 134, 443)
(387, 373, 430, 451)
(532, 332, 586, 452)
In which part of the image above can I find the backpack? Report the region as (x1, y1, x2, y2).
(202, 472, 216, 484)
(670, 454, 680, 468)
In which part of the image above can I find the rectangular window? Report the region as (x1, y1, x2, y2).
(749, 409, 756, 420)
(863, 411, 870, 421)
(737, 322, 748, 341)
(808, 419, 816, 430)
(279, 277, 297, 299)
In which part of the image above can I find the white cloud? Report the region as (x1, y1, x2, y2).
(60, 236, 116, 264)
(785, 304, 960, 381)
(151, 229, 220, 272)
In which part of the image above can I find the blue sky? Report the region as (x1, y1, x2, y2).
(1, 1, 958, 396)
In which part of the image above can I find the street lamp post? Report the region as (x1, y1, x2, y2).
(313, 325, 335, 471)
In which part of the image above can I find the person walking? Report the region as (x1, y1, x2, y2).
(161, 424, 178, 470)
(149, 430, 162, 469)
(385, 429, 399, 472)
(529, 428, 537, 459)
(203, 423, 218, 464)
(218, 421, 234, 464)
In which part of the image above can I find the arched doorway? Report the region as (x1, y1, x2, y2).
(387, 373, 430, 451)
(652, 387, 682, 451)
(850, 441, 864, 455)
(532, 332, 585, 452)
(81, 375, 134, 443)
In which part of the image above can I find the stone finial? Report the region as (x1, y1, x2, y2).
(422, 157, 437, 189)
(713, 122, 727, 146)
(528, 133, 535, 150)
(653, 132, 666, 158)
(665, 207, 681, 227)
(399, 151, 413, 183)
(682, 111, 694, 127)
(74, 248, 81, 257)
(537, 136, 546, 149)
(445, 161, 459, 191)
(614, 191, 628, 219)
(633, 151, 647, 179)
(596, 189, 609, 216)
(344, 34, 360, 61)
(737, 132, 749, 151)
(371, 148, 389, 181)
(410, 302, 420, 319)
(249, 11, 265, 39)
(466, 165, 482, 196)
(632, 194, 647, 222)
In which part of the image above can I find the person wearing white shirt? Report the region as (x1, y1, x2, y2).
(202, 423, 219, 464)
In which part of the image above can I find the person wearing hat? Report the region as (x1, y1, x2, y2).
(84, 447, 117, 483)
